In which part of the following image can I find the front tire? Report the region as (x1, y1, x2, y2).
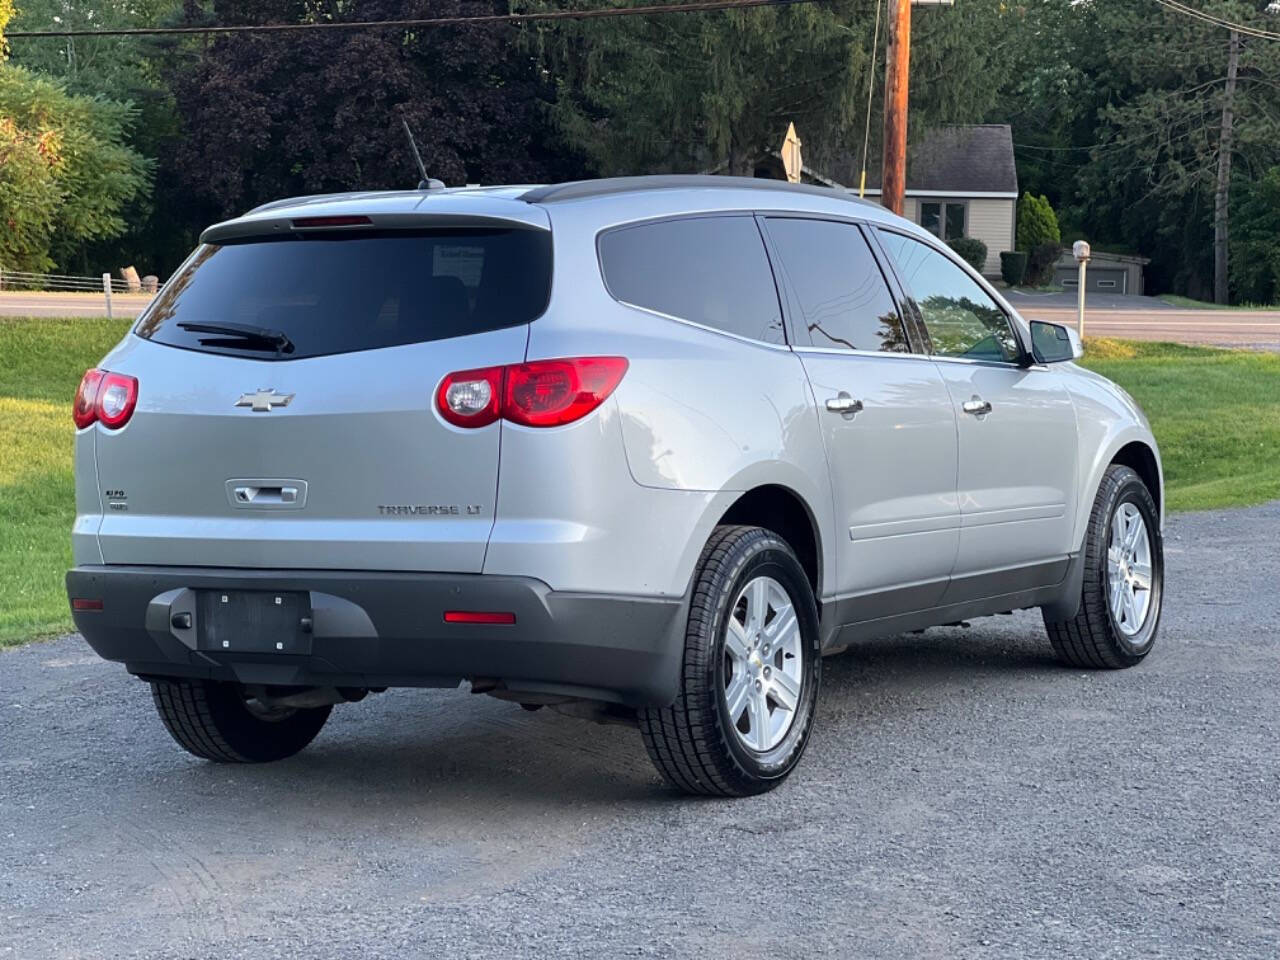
(151, 679, 331, 763)
(640, 525, 821, 797)
(1044, 464, 1163, 668)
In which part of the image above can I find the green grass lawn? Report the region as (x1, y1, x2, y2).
(1079, 339, 1280, 511)
(1, 319, 1278, 646)
(1158, 294, 1278, 311)
(1, 317, 132, 645)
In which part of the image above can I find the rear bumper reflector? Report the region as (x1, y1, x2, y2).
(443, 610, 516, 625)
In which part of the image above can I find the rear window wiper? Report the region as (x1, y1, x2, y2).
(176, 321, 295, 355)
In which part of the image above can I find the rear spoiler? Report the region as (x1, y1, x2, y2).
(201, 208, 550, 245)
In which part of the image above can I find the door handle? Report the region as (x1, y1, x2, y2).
(825, 394, 864, 417)
(962, 397, 993, 416)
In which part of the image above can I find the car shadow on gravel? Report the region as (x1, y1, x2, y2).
(130, 621, 1069, 810)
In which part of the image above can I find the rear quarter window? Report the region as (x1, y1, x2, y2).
(136, 228, 552, 360)
(597, 215, 785, 345)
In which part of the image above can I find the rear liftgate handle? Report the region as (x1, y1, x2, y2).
(233, 484, 299, 505)
(225, 479, 307, 509)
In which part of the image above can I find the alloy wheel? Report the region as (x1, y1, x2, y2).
(722, 575, 804, 752)
(1107, 501, 1154, 637)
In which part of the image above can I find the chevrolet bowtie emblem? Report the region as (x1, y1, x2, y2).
(235, 388, 294, 413)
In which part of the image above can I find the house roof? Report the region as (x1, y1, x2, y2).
(1055, 249, 1151, 267)
(832, 124, 1019, 197)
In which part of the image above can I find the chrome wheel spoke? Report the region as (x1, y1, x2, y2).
(770, 670, 800, 712)
(1123, 513, 1143, 553)
(724, 670, 751, 721)
(1130, 561, 1153, 591)
(765, 605, 797, 647)
(746, 579, 769, 634)
(747, 691, 770, 750)
(1110, 571, 1126, 615)
(725, 617, 752, 661)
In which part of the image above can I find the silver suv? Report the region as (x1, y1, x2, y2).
(68, 176, 1164, 796)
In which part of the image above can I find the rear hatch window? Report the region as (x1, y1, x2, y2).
(136, 228, 552, 360)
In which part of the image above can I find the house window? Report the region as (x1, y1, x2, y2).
(919, 201, 967, 242)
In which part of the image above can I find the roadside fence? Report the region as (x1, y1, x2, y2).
(0, 269, 161, 295)
(0, 268, 162, 319)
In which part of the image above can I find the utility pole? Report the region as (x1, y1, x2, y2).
(1213, 29, 1240, 306)
(880, 0, 912, 216)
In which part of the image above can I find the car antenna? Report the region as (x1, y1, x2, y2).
(399, 112, 444, 191)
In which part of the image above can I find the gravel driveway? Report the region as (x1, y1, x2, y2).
(4, 504, 1278, 959)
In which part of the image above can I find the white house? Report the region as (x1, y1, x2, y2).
(753, 124, 1019, 278)
(841, 125, 1018, 277)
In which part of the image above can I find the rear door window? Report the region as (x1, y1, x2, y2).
(136, 228, 552, 360)
(763, 217, 910, 352)
(597, 215, 785, 345)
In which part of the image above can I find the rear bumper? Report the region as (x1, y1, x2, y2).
(66, 566, 686, 706)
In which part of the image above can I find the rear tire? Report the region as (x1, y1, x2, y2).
(1044, 464, 1163, 669)
(639, 525, 821, 797)
(151, 679, 331, 763)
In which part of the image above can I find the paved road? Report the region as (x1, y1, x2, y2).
(1004, 290, 1280, 350)
(1004, 291, 1179, 312)
(7, 289, 1279, 350)
(3, 503, 1279, 959)
(1018, 307, 1280, 351)
(0, 291, 153, 318)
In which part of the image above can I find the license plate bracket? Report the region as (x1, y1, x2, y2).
(196, 590, 312, 655)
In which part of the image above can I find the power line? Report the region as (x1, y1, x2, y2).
(5, 0, 825, 39)
(1151, 0, 1280, 41)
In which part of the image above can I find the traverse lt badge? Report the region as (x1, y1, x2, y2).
(235, 388, 294, 412)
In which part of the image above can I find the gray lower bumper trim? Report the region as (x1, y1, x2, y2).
(67, 566, 686, 706)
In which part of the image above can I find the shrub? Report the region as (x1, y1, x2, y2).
(1026, 242, 1062, 286)
(1000, 251, 1028, 286)
(947, 236, 988, 273)
(1017, 192, 1061, 252)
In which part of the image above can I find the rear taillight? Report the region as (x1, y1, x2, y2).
(97, 373, 138, 427)
(436, 357, 628, 429)
(436, 366, 504, 428)
(504, 357, 629, 427)
(73, 368, 137, 430)
(73, 369, 104, 429)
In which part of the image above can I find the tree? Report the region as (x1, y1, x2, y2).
(1017, 192, 1060, 251)
(532, 1, 872, 175)
(1063, 1, 1280, 302)
(0, 0, 13, 52)
(531, 0, 1033, 178)
(8, 0, 181, 99)
(6, 1, 182, 275)
(0, 65, 150, 273)
(1230, 165, 1280, 304)
(164, 0, 582, 222)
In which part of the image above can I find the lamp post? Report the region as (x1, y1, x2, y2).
(1073, 240, 1091, 339)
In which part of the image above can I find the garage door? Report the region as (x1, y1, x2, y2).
(1056, 266, 1128, 294)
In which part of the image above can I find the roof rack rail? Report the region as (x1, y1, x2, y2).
(520, 175, 869, 206)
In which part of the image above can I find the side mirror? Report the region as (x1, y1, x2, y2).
(1030, 320, 1083, 363)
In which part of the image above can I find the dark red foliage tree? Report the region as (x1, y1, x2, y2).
(169, 0, 585, 219)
